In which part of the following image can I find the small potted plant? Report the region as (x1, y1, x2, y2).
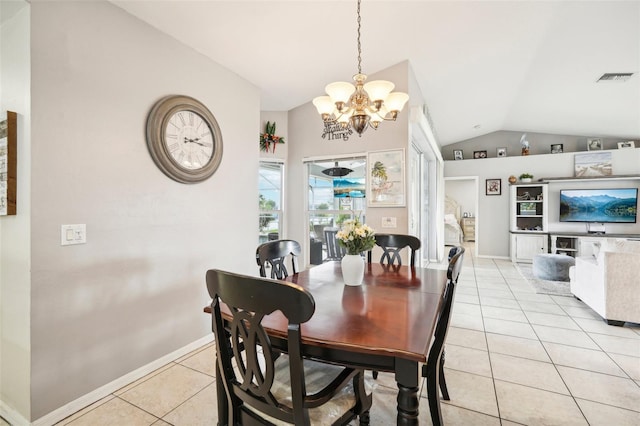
(519, 173, 534, 183)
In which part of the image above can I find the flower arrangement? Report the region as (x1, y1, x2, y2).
(259, 121, 285, 153)
(336, 218, 376, 255)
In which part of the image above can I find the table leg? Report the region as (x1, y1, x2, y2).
(395, 358, 419, 425)
(216, 358, 228, 426)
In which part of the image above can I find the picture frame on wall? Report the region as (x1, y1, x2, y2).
(575, 152, 612, 177)
(453, 149, 463, 160)
(473, 150, 487, 159)
(550, 144, 563, 154)
(367, 148, 405, 207)
(496, 147, 507, 157)
(587, 138, 603, 151)
(617, 141, 635, 149)
(486, 178, 501, 196)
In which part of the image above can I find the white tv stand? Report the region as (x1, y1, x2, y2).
(550, 232, 640, 258)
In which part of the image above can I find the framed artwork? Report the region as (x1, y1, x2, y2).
(617, 141, 635, 149)
(473, 150, 487, 159)
(550, 144, 563, 154)
(574, 152, 612, 177)
(587, 138, 603, 151)
(0, 111, 16, 216)
(367, 148, 405, 207)
(496, 147, 507, 157)
(453, 149, 463, 160)
(486, 178, 501, 196)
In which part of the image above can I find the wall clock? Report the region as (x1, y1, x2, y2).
(146, 95, 223, 184)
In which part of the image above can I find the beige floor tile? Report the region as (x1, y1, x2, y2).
(479, 296, 521, 309)
(576, 398, 640, 426)
(452, 301, 482, 317)
(118, 363, 214, 417)
(495, 380, 587, 426)
(500, 421, 526, 426)
(609, 352, 640, 380)
(483, 318, 537, 340)
(518, 300, 566, 315)
(557, 366, 640, 412)
(55, 396, 116, 425)
(456, 286, 478, 296)
(173, 342, 214, 364)
(440, 369, 499, 417)
(421, 403, 501, 426)
(506, 282, 535, 293)
(532, 324, 600, 350)
(561, 305, 603, 320)
(63, 397, 158, 426)
(0, 418, 8, 426)
(477, 288, 515, 300)
(162, 383, 217, 425)
(364, 384, 396, 424)
(512, 291, 555, 304)
(446, 327, 487, 351)
(178, 344, 216, 377)
(490, 353, 568, 394)
(573, 317, 640, 339)
(524, 311, 581, 330)
(485, 333, 550, 362)
(550, 295, 585, 307)
(451, 312, 485, 331)
(476, 281, 509, 290)
(481, 306, 528, 323)
(455, 293, 480, 305)
(445, 344, 492, 377)
(114, 363, 174, 396)
(542, 341, 626, 377)
(152, 420, 172, 426)
(589, 333, 640, 357)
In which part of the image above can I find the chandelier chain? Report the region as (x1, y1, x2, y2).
(356, 0, 362, 75)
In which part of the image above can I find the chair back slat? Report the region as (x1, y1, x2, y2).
(367, 234, 421, 266)
(256, 239, 302, 279)
(324, 228, 347, 261)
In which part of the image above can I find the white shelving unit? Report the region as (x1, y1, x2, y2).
(510, 183, 549, 262)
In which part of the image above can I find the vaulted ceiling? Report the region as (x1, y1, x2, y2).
(112, 0, 640, 146)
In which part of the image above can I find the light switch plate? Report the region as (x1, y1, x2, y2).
(61, 224, 86, 246)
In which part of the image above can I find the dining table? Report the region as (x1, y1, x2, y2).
(209, 260, 448, 426)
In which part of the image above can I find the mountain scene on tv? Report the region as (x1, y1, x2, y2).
(560, 189, 638, 223)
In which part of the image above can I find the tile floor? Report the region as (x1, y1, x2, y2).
(12, 243, 638, 425)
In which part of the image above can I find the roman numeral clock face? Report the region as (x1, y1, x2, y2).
(146, 95, 223, 184)
(165, 111, 214, 170)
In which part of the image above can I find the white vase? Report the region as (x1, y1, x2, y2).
(521, 178, 532, 183)
(341, 254, 364, 286)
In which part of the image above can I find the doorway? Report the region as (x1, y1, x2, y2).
(444, 176, 479, 249)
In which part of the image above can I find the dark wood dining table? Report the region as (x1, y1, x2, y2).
(209, 261, 448, 425)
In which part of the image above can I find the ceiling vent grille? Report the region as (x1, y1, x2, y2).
(597, 73, 634, 82)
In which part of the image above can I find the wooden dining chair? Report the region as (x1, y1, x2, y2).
(256, 239, 301, 279)
(367, 234, 421, 266)
(206, 269, 372, 425)
(423, 246, 465, 426)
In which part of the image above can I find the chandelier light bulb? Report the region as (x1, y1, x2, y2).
(313, 96, 335, 116)
(384, 92, 410, 113)
(325, 82, 356, 105)
(363, 80, 394, 103)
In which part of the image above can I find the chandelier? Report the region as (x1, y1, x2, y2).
(313, 0, 409, 137)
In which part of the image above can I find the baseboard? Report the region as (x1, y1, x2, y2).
(31, 335, 214, 426)
(0, 400, 30, 426)
(476, 254, 511, 260)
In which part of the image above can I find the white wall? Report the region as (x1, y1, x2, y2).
(20, 1, 260, 421)
(444, 148, 640, 257)
(0, 1, 31, 421)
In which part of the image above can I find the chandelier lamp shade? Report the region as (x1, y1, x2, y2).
(313, 0, 409, 136)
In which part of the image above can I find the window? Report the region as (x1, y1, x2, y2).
(259, 161, 283, 243)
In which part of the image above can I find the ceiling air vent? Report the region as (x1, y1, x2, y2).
(596, 73, 634, 82)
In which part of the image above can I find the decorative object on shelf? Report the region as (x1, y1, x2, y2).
(617, 141, 635, 149)
(146, 95, 223, 184)
(367, 149, 405, 207)
(587, 138, 603, 151)
(259, 121, 285, 152)
(321, 121, 353, 141)
(497, 147, 507, 157)
(519, 173, 534, 183)
(473, 150, 487, 159)
(517, 192, 531, 200)
(508, 175, 517, 184)
(520, 202, 537, 215)
(574, 152, 612, 177)
(0, 111, 17, 215)
(520, 133, 530, 155)
(550, 143, 563, 154)
(486, 178, 501, 196)
(336, 217, 375, 286)
(312, 0, 408, 137)
(453, 149, 463, 160)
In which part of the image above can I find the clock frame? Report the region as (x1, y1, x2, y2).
(146, 95, 223, 184)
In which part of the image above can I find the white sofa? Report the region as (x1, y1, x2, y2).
(569, 238, 640, 326)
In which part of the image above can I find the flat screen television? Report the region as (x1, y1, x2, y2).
(559, 188, 638, 223)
